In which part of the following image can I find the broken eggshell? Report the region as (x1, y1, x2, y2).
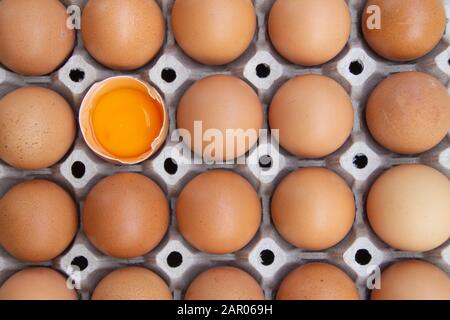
(79, 76, 169, 165)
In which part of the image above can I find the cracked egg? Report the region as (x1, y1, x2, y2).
(79, 76, 168, 164)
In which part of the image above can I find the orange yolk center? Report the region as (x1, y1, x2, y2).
(91, 88, 163, 159)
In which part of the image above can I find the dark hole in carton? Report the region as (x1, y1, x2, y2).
(161, 68, 177, 83)
(259, 155, 273, 170)
(69, 69, 85, 83)
(355, 249, 372, 266)
(164, 158, 178, 175)
(353, 154, 368, 169)
(71, 256, 88, 271)
(167, 251, 183, 268)
(260, 249, 275, 266)
(71, 161, 86, 179)
(349, 60, 364, 75)
(256, 63, 271, 78)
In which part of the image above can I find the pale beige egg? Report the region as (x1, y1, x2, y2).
(367, 165, 450, 252)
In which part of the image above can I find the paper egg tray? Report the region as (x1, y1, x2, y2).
(0, 0, 449, 300)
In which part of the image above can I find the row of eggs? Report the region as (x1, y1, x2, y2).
(1, 71, 449, 168)
(1, 260, 449, 300)
(0, 0, 447, 75)
(0, 165, 449, 263)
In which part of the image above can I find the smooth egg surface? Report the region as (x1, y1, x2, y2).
(185, 266, 265, 300)
(0, 268, 78, 300)
(176, 170, 261, 254)
(83, 173, 169, 259)
(367, 165, 450, 252)
(172, 0, 256, 65)
(92, 267, 172, 300)
(0, 0, 75, 76)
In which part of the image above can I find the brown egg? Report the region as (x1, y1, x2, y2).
(367, 165, 450, 252)
(268, 0, 351, 66)
(272, 168, 355, 250)
(92, 267, 172, 300)
(172, 0, 256, 65)
(277, 263, 360, 300)
(372, 260, 450, 300)
(176, 170, 261, 254)
(0, 87, 76, 170)
(0, 0, 75, 76)
(177, 75, 263, 161)
(366, 72, 450, 155)
(185, 266, 264, 300)
(269, 75, 354, 158)
(0, 180, 78, 262)
(0, 267, 78, 300)
(83, 173, 169, 259)
(362, 0, 446, 61)
(81, 0, 165, 70)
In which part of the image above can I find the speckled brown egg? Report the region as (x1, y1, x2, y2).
(172, 0, 256, 65)
(272, 168, 355, 250)
(0, 87, 76, 170)
(372, 260, 450, 300)
(83, 173, 169, 259)
(268, 0, 351, 66)
(176, 170, 261, 254)
(177, 75, 263, 161)
(269, 75, 354, 158)
(366, 72, 450, 155)
(367, 165, 450, 252)
(92, 267, 172, 300)
(0, 0, 75, 76)
(185, 266, 265, 300)
(277, 263, 360, 300)
(0, 267, 78, 300)
(0, 180, 78, 262)
(362, 0, 446, 61)
(81, 0, 165, 70)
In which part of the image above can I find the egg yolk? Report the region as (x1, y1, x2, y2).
(91, 88, 163, 158)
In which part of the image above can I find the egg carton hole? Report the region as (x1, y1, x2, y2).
(354, 249, 372, 266)
(259, 155, 273, 170)
(260, 249, 275, 266)
(161, 68, 177, 83)
(349, 60, 364, 76)
(164, 158, 178, 175)
(167, 251, 183, 268)
(256, 63, 271, 79)
(353, 153, 369, 169)
(71, 255, 89, 271)
(71, 161, 86, 179)
(69, 68, 85, 83)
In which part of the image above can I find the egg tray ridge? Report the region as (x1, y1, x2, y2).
(0, 0, 449, 300)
